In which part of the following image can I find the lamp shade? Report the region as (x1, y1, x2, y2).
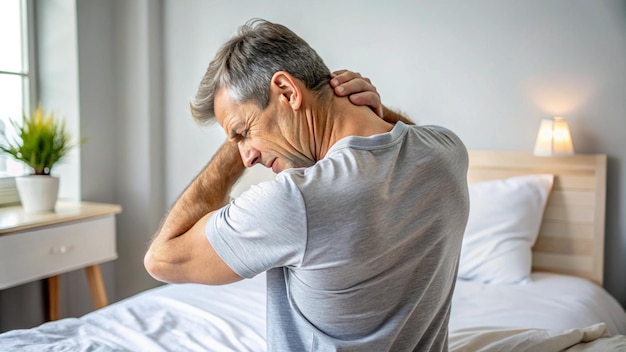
(533, 117, 574, 156)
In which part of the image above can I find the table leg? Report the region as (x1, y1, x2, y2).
(45, 275, 60, 321)
(85, 264, 108, 309)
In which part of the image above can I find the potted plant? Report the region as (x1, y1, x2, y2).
(0, 105, 79, 213)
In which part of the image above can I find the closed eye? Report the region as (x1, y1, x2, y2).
(229, 129, 248, 142)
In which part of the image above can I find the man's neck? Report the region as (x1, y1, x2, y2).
(304, 91, 394, 161)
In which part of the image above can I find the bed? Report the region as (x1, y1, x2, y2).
(1, 150, 625, 351)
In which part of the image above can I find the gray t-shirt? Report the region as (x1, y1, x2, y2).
(207, 122, 469, 351)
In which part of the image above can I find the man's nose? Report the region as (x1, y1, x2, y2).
(238, 141, 260, 168)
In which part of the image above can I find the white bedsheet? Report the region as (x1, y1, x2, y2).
(1, 272, 625, 351)
(450, 272, 626, 335)
(449, 323, 626, 352)
(0, 274, 268, 352)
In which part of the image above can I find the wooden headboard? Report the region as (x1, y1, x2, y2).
(467, 150, 607, 285)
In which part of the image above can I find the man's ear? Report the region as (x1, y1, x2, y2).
(270, 71, 302, 111)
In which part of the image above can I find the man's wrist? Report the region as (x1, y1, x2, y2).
(205, 141, 245, 191)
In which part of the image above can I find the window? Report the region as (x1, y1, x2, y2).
(0, 0, 34, 177)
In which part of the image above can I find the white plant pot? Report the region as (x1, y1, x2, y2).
(15, 175, 60, 214)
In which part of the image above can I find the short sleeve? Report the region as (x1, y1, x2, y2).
(206, 175, 308, 278)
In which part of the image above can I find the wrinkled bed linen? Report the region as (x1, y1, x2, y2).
(0, 274, 268, 352)
(450, 272, 626, 336)
(449, 323, 626, 352)
(2, 272, 626, 351)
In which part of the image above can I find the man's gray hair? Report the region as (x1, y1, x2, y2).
(190, 19, 331, 124)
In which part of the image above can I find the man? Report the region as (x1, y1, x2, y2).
(145, 19, 469, 351)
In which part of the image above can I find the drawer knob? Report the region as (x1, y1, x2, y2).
(50, 245, 74, 255)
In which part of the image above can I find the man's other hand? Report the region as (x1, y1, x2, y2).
(330, 70, 383, 118)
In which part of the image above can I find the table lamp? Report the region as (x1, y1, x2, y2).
(533, 117, 574, 156)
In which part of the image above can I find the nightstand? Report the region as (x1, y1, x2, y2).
(0, 201, 122, 320)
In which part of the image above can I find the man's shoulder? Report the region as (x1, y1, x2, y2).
(408, 124, 466, 151)
(409, 123, 460, 138)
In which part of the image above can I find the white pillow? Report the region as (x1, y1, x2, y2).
(458, 174, 554, 285)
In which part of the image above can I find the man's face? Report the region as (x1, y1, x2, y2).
(214, 88, 315, 173)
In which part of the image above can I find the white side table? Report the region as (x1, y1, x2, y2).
(0, 201, 122, 320)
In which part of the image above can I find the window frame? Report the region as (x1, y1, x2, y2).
(0, 0, 37, 178)
(25, 0, 37, 109)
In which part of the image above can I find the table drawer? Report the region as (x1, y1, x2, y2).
(0, 215, 117, 289)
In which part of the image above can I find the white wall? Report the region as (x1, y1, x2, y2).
(163, 0, 626, 307)
(36, 0, 82, 202)
(110, 0, 165, 300)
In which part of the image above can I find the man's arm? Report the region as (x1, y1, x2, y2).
(144, 141, 245, 285)
(330, 70, 415, 125)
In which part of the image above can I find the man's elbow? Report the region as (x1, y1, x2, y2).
(144, 247, 176, 283)
(144, 249, 161, 281)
